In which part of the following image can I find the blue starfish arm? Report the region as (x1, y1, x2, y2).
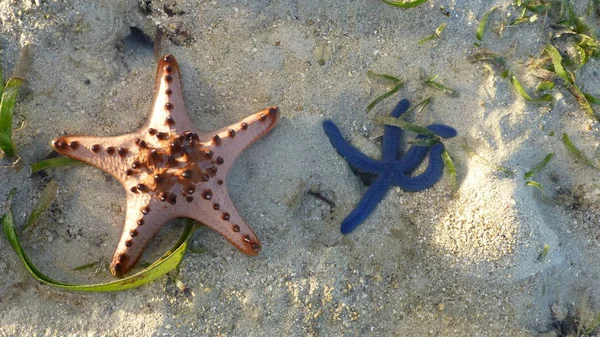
(340, 173, 393, 234)
(391, 143, 446, 192)
(394, 129, 448, 173)
(427, 124, 457, 139)
(394, 142, 429, 173)
(322, 120, 385, 174)
(395, 124, 456, 172)
(382, 99, 410, 162)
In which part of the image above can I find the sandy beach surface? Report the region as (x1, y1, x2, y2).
(1, 0, 600, 336)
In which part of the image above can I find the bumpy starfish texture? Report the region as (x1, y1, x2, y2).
(323, 98, 456, 234)
(52, 54, 279, 276)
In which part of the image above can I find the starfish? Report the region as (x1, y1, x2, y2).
(322, 98, 456, 234)
(51, 54, 279, 276)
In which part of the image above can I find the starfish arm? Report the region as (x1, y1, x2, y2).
(182, 184, 261, 256)
(427, 124, 457, 139)
(340, 173, 393, 234)
(145, 54, 196, 136)
(110, 194, 173, 276)
(52, 134, 137, 184)
(393, 135, 429, 173)
(382, 99, 410, 162)
(392, 143, 445, 192)
(322, 120, 385, 174)
(394, 124, 457, 173)
(206, 107, 279, 173)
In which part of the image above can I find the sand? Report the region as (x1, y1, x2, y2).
(1, 0, 600, 336)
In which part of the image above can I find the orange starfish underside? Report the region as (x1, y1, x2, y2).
(52, 54, 279, 276)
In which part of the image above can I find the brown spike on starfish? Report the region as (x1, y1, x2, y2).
(51, 54, 279, 277)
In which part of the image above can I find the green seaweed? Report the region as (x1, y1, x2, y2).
(0, 78, 24, 158)
(366, 71, 405, 112)
(367, 71, 402, 83)
(376, 116, 437, 138)
(544, 44, 570, 83)
(406, 97, 431, 115)
(536, 80, 555, 92)
(424, 75, 458, 96)
(0, 46, 29, 159)
(471, 48, 553, 103)
(588, 0, 600, 16)
(525, 180, 552, 201)
(510, 0, 550, 26)
(525, 180, 544, 191)
(561, 132, 599, 170)
(584, 93, 600, 106)
(23, 179, 58, 231)
(510, 16, 533, 26)
(72, 260, 101, 271)
(527, 4, 551, 13)
(0, 50, 3, 99)
(1, 200, 200, 291)
(418, 22, 446, 44)
(441, 149, 457, 193)
(554, 1, 599, 67)
(510, 75, 553, 102)
(575, 44, 588, 70)
(558, 0, 576, 25)
(577, 34, 600, 61)
(30, 157, 86, 173)
(366, 83, 404, 112)
(583, 311, 600, 334)
(381, 0, 428, 8)
(532, 68, 598, 120)
(408, 138, 441, 146)
(468, 48, 509, 75)
(476, 7, 497, 41)
(524, 153, 554, 179)
(537, 243, 550, 261)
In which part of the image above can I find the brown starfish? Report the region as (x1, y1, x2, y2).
(52, 54, 279, 276)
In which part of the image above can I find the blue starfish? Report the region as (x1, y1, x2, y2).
(322, 98, 457, 234)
